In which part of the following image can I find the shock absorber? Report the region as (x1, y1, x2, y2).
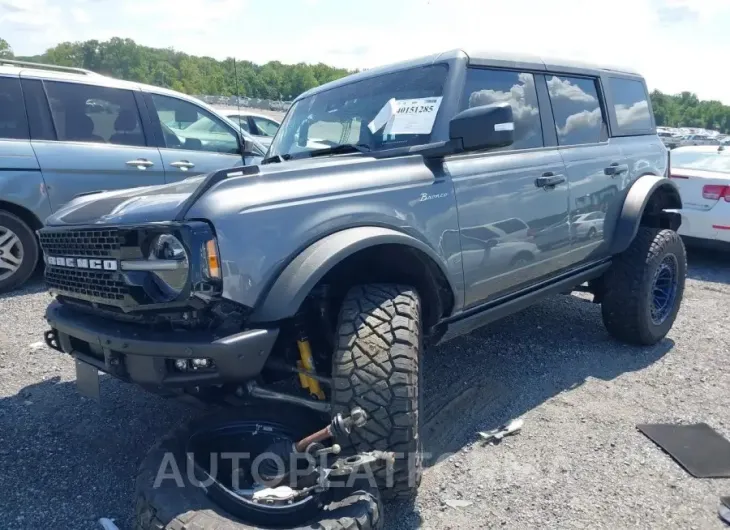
(295, 313, 326, 400)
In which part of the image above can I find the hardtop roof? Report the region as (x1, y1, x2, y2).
(297, 48, 642, 100)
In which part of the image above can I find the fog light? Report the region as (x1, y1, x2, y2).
(174, 359, 189, 371)
(191, 358, 211, 368)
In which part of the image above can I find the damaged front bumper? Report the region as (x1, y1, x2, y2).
(44, 300, 278, 394)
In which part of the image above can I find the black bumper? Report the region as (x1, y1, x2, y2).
(45, 301, 278, 390)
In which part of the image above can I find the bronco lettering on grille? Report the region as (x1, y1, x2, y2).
(46, 256, 118, 271)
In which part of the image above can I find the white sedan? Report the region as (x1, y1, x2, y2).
(223, 111, 281, 147)
(670, 146, 730, 245)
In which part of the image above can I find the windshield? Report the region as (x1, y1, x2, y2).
(672, 150, 730, 174)
(267, 64, 449, 160)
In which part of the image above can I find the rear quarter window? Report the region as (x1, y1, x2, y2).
(0, 76, 29, 140)
(608, 77, 654, 134)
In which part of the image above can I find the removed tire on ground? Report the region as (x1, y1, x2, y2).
(134, 404, 383, 530)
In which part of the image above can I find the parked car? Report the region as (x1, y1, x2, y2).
(572, 212, 605, 240)
(222, 111, 280, 147)
(679, 134, 720, 147)
(0, 59, 265, 292)
(657, 130, 681, 149)
(670, 145, 730, 247)
(40, 49, 685, 527)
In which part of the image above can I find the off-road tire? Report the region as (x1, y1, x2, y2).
(134, 406, 383, 530)
(331, 284, 422, 502)
(601, 228, 686, 345)
(0, 210, 38, 293)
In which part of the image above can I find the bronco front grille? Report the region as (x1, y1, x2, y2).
(39, 228, 122, 258)
(45, 267, 127, 301)
(40, 227, 127, 304)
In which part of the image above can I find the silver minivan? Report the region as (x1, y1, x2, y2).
(0, 59, 264, 292)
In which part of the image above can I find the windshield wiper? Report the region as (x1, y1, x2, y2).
(261, 153, 291, 165)
(306, 143, 371, 158)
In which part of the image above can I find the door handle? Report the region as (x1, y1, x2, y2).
(604, 163, 629, 177)
(170, 160, 195, 171)
(126, 159, 154, 170)
(535, 172, 566, 189)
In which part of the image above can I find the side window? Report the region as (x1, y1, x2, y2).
(461, 68, 543, 150)
(151, 94, 239, 155)
(547, 75, 606, 146)
(44, 81, 146, 147)
(0, 77, 29, 140)
(229, 116, 250, 133)
(251, 116, 279, 137)
(608, 78, 652, 131)
(20, 79, 55, 141)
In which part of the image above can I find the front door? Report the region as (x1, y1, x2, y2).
(448, 67, 572, 308)
(25, 78, 166, 211)
(145, 93, 245, 182)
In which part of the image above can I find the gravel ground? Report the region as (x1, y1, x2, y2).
(0, 247, 728, 530)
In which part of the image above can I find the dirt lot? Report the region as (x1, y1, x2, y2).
(0, 248, 728, 529)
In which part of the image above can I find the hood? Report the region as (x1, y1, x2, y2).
(44, 154, 379, 226)
(45, 176, 209, 226)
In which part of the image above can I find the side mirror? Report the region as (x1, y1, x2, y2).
(449, 102, 514, 152)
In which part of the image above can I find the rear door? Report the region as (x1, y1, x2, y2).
(143, 92, 246, 182)
(22, 76, 166, 211)
(546, 74, 625, 262)
(448, 67, 572, 307)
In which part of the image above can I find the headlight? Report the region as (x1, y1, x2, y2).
(148, 234, 189, 300)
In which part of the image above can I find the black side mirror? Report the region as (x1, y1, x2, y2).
(449, 102, 514, 152)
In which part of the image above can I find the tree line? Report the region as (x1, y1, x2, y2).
(2, 37, 730, 133)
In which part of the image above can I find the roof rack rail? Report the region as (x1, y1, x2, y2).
(0, 58, 100, 76)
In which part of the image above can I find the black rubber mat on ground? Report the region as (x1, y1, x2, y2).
(637, 423, 730, 478)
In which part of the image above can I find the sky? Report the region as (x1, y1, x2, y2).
(1, 0, 729, 104)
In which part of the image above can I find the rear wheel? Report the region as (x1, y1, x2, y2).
(0, 211, 38, 293)
(331, 284, 422, 501)
(601, 228, 686, 345)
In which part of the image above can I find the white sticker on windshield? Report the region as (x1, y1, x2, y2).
(385, 97, 443, 136)
(368, 98, 397, 134)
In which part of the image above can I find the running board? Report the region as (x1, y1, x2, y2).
(436, 261, 611, 344)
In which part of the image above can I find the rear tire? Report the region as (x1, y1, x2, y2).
(0, 211, 38, 293)
(601, 228, 686, 345)
(331, 284, 422, 502)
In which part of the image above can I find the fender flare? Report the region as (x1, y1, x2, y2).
(609, 174, 682, 255)
(249, 226, 453, 323)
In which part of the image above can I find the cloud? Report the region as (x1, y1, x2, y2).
(616, 100, 651, 128)
(546, 76, 597, 103)
(71, 7, 91, 24)
(557, 108, 602, 137)
(467, 72, 540, 144)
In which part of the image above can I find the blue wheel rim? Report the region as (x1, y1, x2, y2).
(650, 254, 678, 325)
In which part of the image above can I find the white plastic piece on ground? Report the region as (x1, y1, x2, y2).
(28, 341, 44, 351)
(478, 418, 524, 443)
(98, 518, 119, 530)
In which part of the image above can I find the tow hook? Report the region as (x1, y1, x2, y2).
(44, 329, 63, 353)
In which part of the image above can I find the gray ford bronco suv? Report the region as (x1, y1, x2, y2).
(42, 49, 684, 502)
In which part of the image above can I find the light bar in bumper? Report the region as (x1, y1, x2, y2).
(44, 301, 278, 387)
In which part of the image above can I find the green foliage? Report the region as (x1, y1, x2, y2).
(0, 38, 13, 58)
(651, 89, 730, 133)
(15, 37, 351, 101)
(7, 36, 730, 132)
